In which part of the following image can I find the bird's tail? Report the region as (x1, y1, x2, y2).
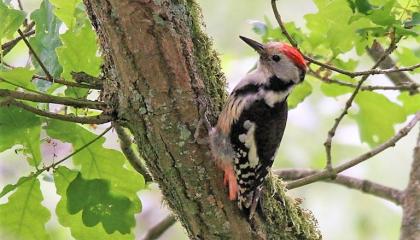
(238, 185, 263, 219)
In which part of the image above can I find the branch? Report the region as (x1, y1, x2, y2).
(323, 35, 399, 171)
(113, 123, 153, 182)
(0, 89, 106, 110)
(142, 215, 176, 240)
(274, 169, 403, 205)
(0, 99, 113, 124)
(34, 74, 102, 90)
(400, 126, 420, 239)
(310, 68, 420, 92)
(71, 71, 103, 88)
(37, 126, 113, 172)
(287, 113, 420, 189)
(367, 40, 418, 94)
(17, 29, 53, 81)
(270, 1, 419, 78)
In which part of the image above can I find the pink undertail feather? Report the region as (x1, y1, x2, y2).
(223, 165, 238, 200)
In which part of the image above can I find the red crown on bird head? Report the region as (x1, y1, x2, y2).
(278, 44, 307, 71)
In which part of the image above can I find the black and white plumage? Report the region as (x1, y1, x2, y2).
(209, 36, 306, 217)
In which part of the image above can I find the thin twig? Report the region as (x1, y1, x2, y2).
(274, 169, 403, 205)
(271, 0, 297, 47)
(114, 123, 153, 182)
(37, 126, 113, 172)
(17, 29, 53, 81)
(0, 89, 106, 110)
(286, 113, 420, 189)
(142, 215, 177, 240)
(33, 74, 102, 90)
(1, 99, 113, 124)
(309, 68, 420, 92)
(323, 34, 399, 172)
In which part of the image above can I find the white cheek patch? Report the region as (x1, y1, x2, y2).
(263, 89, 291, 107)
(238, 121, 259, 168)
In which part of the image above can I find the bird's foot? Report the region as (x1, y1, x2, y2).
(194, 99, 211, 145)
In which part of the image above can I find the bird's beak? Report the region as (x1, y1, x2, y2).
(239, 36, 264, 55)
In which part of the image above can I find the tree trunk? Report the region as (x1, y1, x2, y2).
(83, 0, 321, 239)
(400, 129, 420, 240)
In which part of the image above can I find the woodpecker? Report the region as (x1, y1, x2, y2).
(209, 36, 306, 217)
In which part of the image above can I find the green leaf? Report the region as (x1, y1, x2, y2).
(29, 0, 63, 79)
(352, 91, 406, 146)
(0, 106, 42, 167)
(288, 80, 312, 109)
(0, 67, 36, 90)
(45, 121, 144, 202)
(404, 12, 420, 28)
(367, 0, 398, 26)
(49, 0, 81, 29)
(347, 0, 375, 14)
(321, 83, 353, 97)
(56, 22, 102, 81)
(0, 2, 25, 40)
(396, 47, 420, 70)
(0, 175, 36, 198)
(54, 167, 134, 240)
(398, 92, 420, 115)
(0, 178, 50, 240)
(305, 0, 371, 55)
(67, 173, 135, 234)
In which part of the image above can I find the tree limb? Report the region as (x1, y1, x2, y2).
(400, 127, 420, 239)
(113, 123, 153, 182)
(34, 74, 102, 90)
(274, 169, 403, 205)
(0, 99, 113, 124)
(287, 113, 420, 189)
(142, 215, 176, 240)
(0, 89, 106, 110)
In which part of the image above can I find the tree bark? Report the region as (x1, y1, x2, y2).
(400, 128, 420, 240)
(83, 0, 321, 239)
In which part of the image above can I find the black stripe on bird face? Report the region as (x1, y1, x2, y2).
(233, 83, 262, 97)
(265, 75, 294, 91)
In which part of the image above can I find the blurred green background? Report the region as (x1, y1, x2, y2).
(0, 0, 419, 239)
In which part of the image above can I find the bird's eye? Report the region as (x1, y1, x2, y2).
(272, 55, 281, 62)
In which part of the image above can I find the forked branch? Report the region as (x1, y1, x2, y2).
(286, 113, 420, 189)
(0, 99, 113, 124)
(274, 169, 403, 205)
(0, 89, 106, 109)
